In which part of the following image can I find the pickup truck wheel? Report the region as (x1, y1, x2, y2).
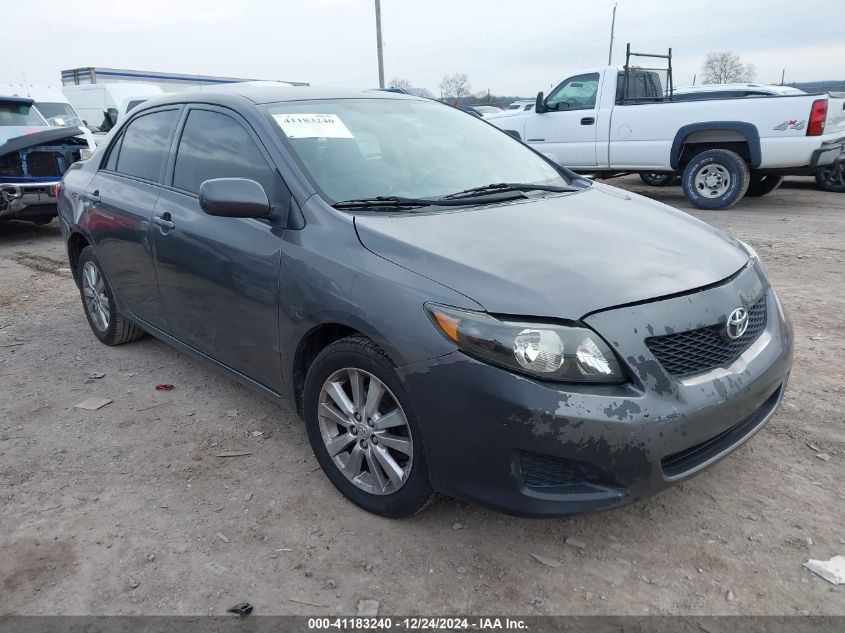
(682, 149, 750, 210)
(639, 172, 675, 187)
(815, 163, 845, 192)
(745, 174, 783, 197)
(78, 246, 146, 346)
(303, 335, 435, 518)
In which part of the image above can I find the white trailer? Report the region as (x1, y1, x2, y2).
(60, 67, 308, 93)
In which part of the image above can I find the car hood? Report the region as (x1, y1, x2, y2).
(0, 126, 86, 157)
(486, 109, 528, 121)
(354, 184, 749, 318)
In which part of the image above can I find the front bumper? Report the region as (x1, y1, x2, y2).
(1, 181, 59, 220)
(398, 263, 793, 516)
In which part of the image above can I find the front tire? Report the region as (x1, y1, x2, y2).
(745, 174, 783, 197)
(303, 335, 435, 518)
(77, 246, 145, 345)
(682, 149, 750, 210)
(815, 163, 845, 192)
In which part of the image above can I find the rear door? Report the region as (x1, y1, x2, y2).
(82, 106, 181, 330)
(523, 72, 601, 168)
(150, 105, 285, 390)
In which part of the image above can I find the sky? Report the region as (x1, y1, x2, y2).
(4, 0, 844, 97)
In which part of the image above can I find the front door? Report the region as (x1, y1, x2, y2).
(523, 72, 601, 168)
(150, 106, 285, 391)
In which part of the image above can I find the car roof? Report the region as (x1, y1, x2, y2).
(0, 96, 35, 106)
(138, 85, 425, 110)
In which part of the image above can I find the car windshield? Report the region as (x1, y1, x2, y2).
(263, 98, 568, 203)
(0, 102, 46, 127)
(35, 102, 84, 127)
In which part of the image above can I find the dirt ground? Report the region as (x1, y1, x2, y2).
(1, 176, 843, 616)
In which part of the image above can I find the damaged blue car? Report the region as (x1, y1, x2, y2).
(58, 87, 793, 517)
(1, 96, 93, 224)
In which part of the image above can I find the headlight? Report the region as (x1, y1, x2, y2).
(425, 304, 625, 383)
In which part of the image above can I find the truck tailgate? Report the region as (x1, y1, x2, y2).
(824, 95, 845, 137)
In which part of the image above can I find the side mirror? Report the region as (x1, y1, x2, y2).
(535, 91, 546, 114)
(199, 178, 271, 218)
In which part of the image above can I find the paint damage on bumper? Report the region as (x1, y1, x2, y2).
(397, 263, 793, 517)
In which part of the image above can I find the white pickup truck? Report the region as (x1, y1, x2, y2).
(488, 66, 845, 209)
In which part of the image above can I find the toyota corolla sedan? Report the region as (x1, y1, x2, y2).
(58, 87, 793, 518)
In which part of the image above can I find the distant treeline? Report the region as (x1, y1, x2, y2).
(787, 80, 845, 93)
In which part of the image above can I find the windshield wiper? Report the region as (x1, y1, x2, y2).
(441, 182, 581, 200)
(332, 196, 429, 210)
(332, 192, 525, 210)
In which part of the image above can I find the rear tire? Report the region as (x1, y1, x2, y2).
(78, 246, 146, 346)
(682, 149, 750, 210)
(639, 172, 675, 187)
(815, 163, 845, 192)
(303, 335, 435, 518)
(745, 174, 783, 197)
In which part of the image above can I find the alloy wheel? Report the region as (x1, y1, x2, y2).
(82, 261, 110, 332)
(694, 164, 731, 198)
(317, 368, 413, 495)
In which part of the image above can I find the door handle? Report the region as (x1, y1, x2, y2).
(580, 117, 595, 125)
(152, 212, 175, 231)
(85, 189, 101, 203)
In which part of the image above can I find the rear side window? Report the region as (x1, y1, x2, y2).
(104, 134, 122, 171)
(173, 109, 275, 195)
(115, 109, 179, 182)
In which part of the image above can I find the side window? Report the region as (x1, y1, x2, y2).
(546, 73, 600, 111)
(115, 109, 180, 182)
(104, 132, 123, 171)
(173, 109, 275, 196)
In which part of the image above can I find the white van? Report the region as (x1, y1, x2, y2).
(0, 84, 85, 128)
(62, 83, 164, 131)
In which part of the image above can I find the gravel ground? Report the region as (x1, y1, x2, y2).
(1, 176, 843, 616)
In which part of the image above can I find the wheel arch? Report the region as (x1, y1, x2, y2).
(67, 231, 91, 288)
(670, 122, 761, 171)
(291, 321, 403, 417)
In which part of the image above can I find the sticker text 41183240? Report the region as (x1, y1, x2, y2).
(272, 113, 354, 139)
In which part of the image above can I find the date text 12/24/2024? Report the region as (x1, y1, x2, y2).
(307, 617, 528, 630)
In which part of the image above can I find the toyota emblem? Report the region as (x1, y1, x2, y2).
(724, 307, 749, 340)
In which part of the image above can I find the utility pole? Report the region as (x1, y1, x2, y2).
(607, 3, 617, 65)
(375, 0, 385, 89)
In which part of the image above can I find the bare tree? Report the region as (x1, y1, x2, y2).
(439, 73, 472, 100)
(388, 77, 411, 89)
(701, 51, 756, 84)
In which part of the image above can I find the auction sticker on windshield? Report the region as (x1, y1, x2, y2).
(273, 113, 354, 139)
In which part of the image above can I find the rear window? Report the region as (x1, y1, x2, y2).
(114, 109, 179, 182)
(0, 102, 45, 127)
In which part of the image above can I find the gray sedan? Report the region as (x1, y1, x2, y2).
(58, 87, 792, 517)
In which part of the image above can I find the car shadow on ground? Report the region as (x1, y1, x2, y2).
(0, 219, 61, 243)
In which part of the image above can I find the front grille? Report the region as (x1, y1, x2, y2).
(519, 451, 587, 488)
(661, 384, 783, 478)
(646, 296, 767, 377)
